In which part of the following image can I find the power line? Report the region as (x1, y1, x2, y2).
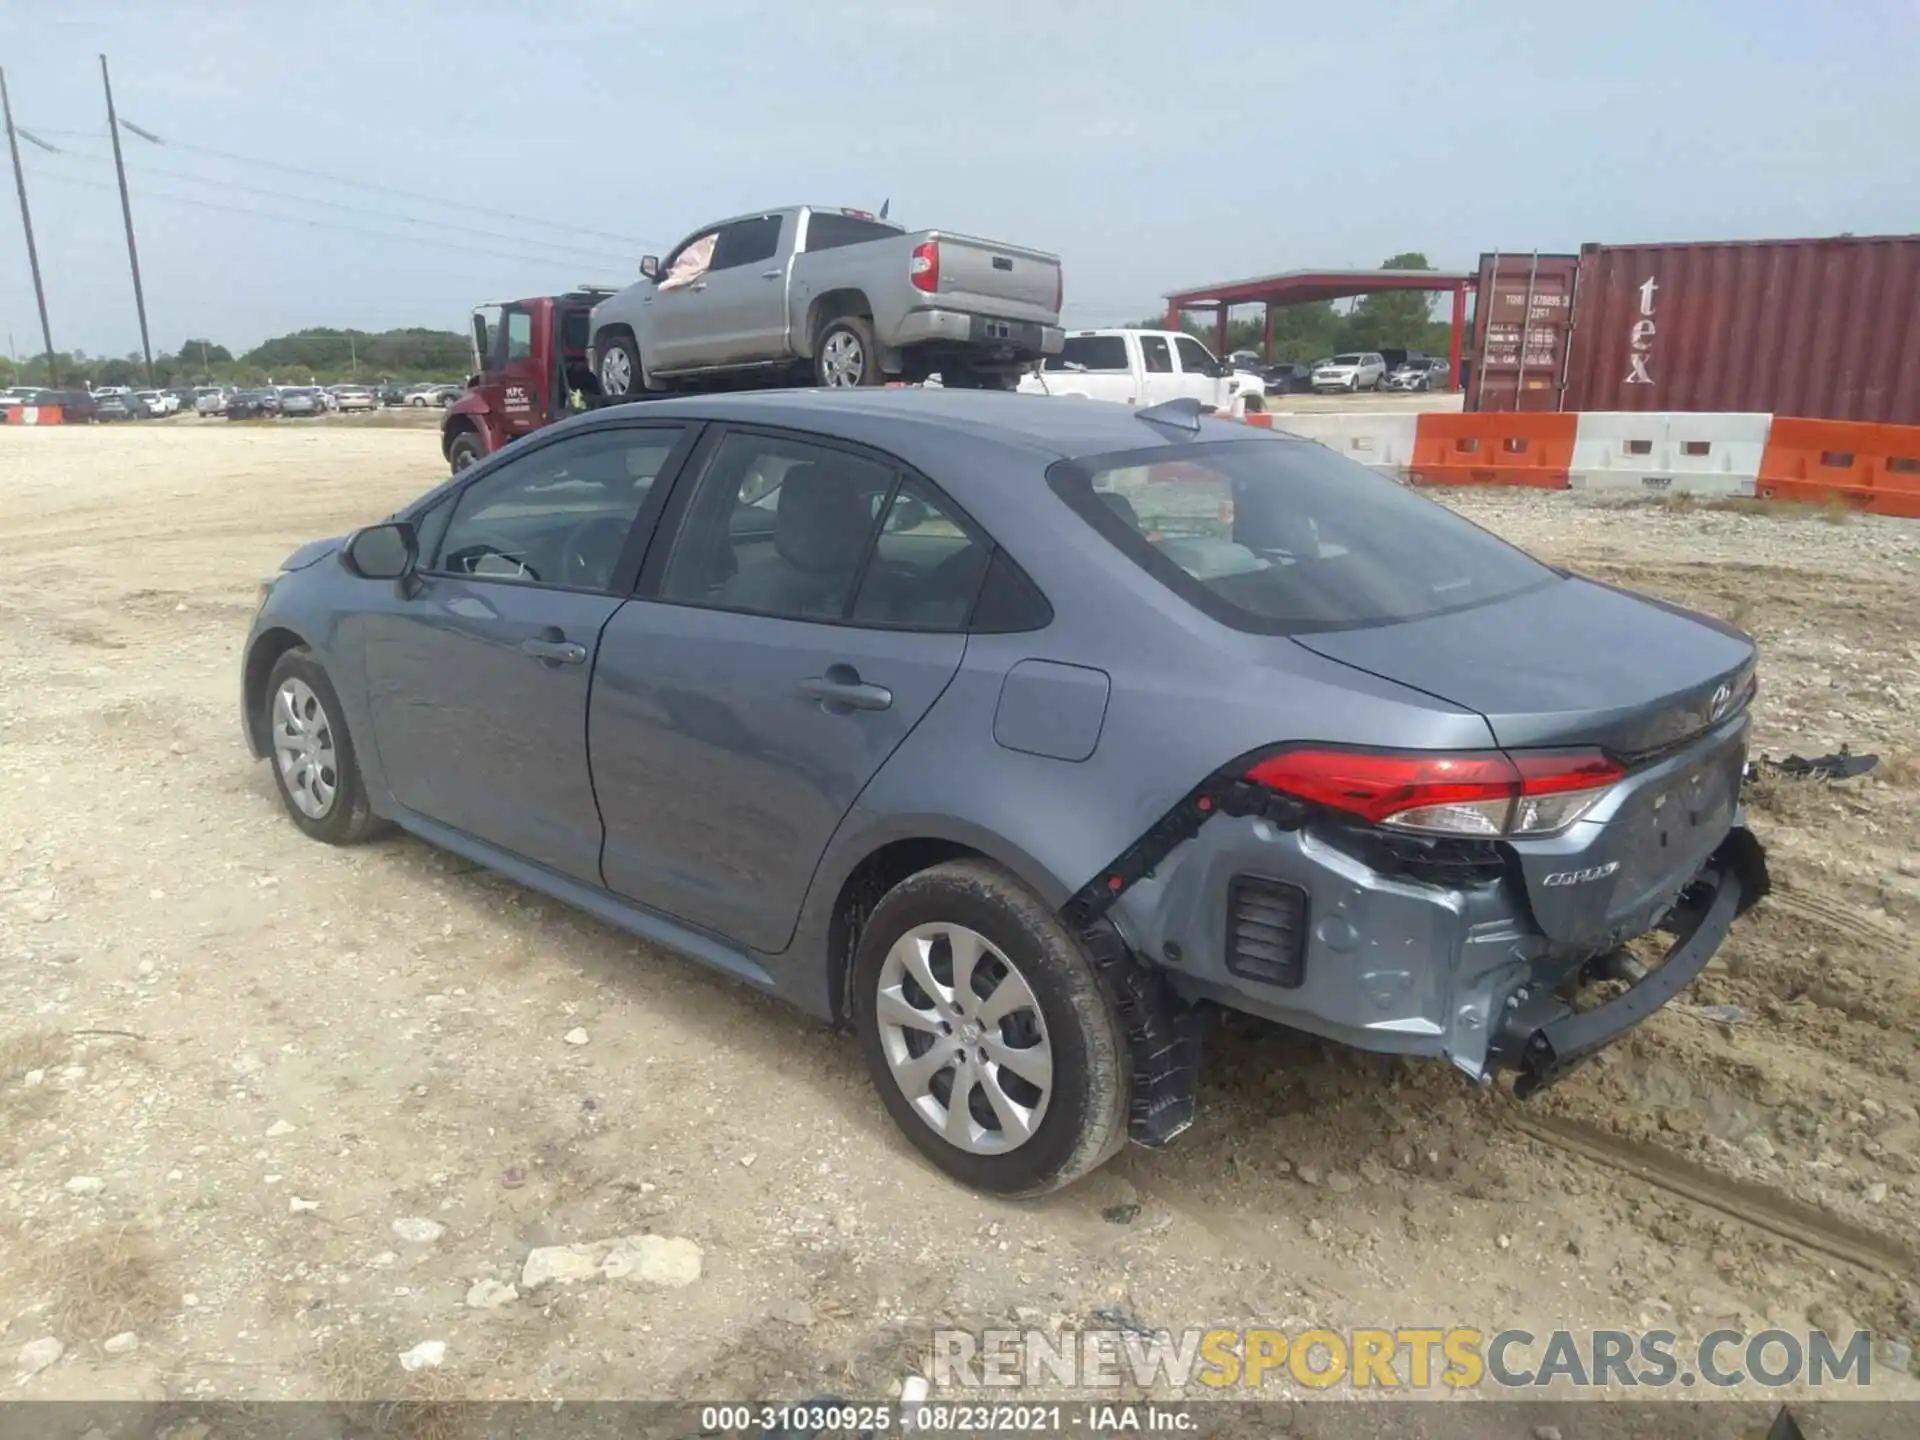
(25, 166, 631, 274)
(28, 124, 666, 250)
(34, 140, 634, 264)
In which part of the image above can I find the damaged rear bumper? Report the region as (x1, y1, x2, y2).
(1487, 825, 1770, 1097)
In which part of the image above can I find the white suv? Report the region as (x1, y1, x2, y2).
(1310, 352, 1386, 393)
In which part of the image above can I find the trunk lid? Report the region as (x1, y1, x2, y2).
(1293, 576, 1757, 945)
(917, 230, 1062, 325)
(1291, 576, 1754, 756)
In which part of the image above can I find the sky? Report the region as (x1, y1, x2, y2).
(0, 0, 1915, 361)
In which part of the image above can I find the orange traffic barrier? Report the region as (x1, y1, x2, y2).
(4, 405, 63, 425)
(1407, 412, 1576, 489)
(1756, 417, 1920, 518)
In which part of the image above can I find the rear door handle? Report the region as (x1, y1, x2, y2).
(522, 631, 587, 665)
(799, 665, 893, 713)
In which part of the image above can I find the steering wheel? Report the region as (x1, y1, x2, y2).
(562, 516, 633, 588)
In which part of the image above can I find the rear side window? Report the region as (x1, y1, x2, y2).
(803, 212, 902, 251)
(1049, 439, 1554, 634)
(711, 215, 782, 271)
(1046, 335, 1129, 372)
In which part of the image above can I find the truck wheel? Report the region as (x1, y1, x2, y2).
(596, 335, 643, 400)
(815, 316, 882, 388)
(447, 432, 487, 474)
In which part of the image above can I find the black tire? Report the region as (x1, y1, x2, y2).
(814, 315, 884, 388)
(851, 860, 1129, 1196)
(596, 332, 644, 401)
(261, 648, 390, 846)
(941, 368, 1020, 392)
(447, 431, 487, 474)
(1243, 392, 1266, 414)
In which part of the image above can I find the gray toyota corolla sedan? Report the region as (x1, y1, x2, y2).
(241, 389, 1768, 1195)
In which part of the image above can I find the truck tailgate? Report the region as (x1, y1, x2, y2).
(921, 231, 1061, 325)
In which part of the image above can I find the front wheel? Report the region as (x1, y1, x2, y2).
(814, 315, 883, 388)
(852, 860, 1129, 1196)
(447, 431, 487, 473)
(596, 334, 644, 400)
(262, 648, 390, 846)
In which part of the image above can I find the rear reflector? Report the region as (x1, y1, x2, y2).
(1244, 747, 1625, 838)
(910, 241, 939, 294)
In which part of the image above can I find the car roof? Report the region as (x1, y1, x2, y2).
(562, 387, 1282, 472)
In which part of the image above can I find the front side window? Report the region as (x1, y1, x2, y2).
(1173, 336, 1217, 375)
(1139, 336, 1174, 374)
(658, 232, 718, 291)
(431, 426, 686, 590)
(1050, 439, 1555, 634)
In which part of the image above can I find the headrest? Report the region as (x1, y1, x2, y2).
(774, 463, 877, 574)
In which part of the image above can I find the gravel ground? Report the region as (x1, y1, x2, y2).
(1, 422, 1916, 1410)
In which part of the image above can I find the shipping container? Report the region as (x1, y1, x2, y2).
(1464, 253, 1578, 412)
(1560, 234, 1920, 424)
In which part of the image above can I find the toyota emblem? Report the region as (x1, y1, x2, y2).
(1709, 682, 1733, 720)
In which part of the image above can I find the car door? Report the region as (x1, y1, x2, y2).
(700, 213, 789, 365)
(1137, 334, 1179, 404)
(493, 302, 549, 438)
(589, 427, 990, 954)
(357, 421, 697, 881)
(642, 229, 720, 374)
(1174, 334, 1226, 406)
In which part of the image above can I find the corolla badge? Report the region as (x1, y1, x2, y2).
(1543, 862, 1621, 887)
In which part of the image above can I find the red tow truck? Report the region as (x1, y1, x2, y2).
(439, 289, 613, 473)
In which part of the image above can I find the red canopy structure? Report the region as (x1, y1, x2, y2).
(1164, 267, 1477, 388)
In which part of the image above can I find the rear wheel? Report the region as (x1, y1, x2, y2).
(851, 860, 1129, 1196)
(263, 648, 390, 846)
(596, 334, 644, 400)
(814, 316, 883, 388)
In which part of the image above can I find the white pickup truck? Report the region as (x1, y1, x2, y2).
(589, 205, 1064, 396)
(1018, 329, 1266, 411)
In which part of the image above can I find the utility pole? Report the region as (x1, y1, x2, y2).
(100, 55, 154, 386)
(349, 331, 357, 378)
(0, 66, 58, 388)
(199, 339, 209, 383)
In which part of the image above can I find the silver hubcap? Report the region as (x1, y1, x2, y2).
(820, 330, 865, 387)
(600, 347, 633, 395)
(453, 446, 478, 471)
(876, 923, 1052, 1155)
(273, 678, 338, 820)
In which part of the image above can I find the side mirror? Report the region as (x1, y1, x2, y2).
(341, 521, 418, 581)
(640, 255, 660, 280)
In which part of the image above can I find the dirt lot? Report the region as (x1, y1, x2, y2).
(2, 420, 1917, 1410)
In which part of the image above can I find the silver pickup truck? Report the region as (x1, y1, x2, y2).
(587, 205, 1064, 395)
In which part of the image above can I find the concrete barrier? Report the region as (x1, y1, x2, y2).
(1568, 412, 1769, 496)
(1268, 412, 1421, 478)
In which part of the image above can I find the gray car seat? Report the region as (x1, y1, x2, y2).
(714, 462, 874, 618)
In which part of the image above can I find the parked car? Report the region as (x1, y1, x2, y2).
(20, 388, 98, 422)
(279, 387, 324, 417)
(376, 384, 409, 407)
(1383, 357, 1450, 392)
(226, 389, 282, 420)
(240, 388, 1768, 1195)
(1226, 349, 1265, 372)
(1311, 352, 1387, 393)
(135, 388, 180, 416)
(194, 387, 230, 416)
(333, 386, 378, 413)
(1263, 363, 1314, 396)
(1021, 329, 1264, 411)
(95, 392, 152, 421)
(588, 205, 1064, 397)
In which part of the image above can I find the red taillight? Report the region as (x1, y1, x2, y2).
(910, 240, 939, 294)
(1244, 748, 1625, 838)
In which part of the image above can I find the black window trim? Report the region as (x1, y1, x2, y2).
(407, 417, 704, 600)
(633, 419, 1049, 635)
(1045, 436, 1558, 638)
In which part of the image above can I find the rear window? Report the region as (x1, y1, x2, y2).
(1048, 439, 1554, 633)
(1045, 335, 1129, 372)
(803, 212, 903, 252)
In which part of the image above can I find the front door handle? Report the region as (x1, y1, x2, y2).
(799, 664, 893, 713)
(761, 268, 782, 279)
(522, 630, 587, 665)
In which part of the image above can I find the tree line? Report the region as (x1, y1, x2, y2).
(1, 325, 473, 390)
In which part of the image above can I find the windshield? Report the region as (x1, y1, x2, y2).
(1047, 438, 1555, 634)
(1328, 354, 1362, 366)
